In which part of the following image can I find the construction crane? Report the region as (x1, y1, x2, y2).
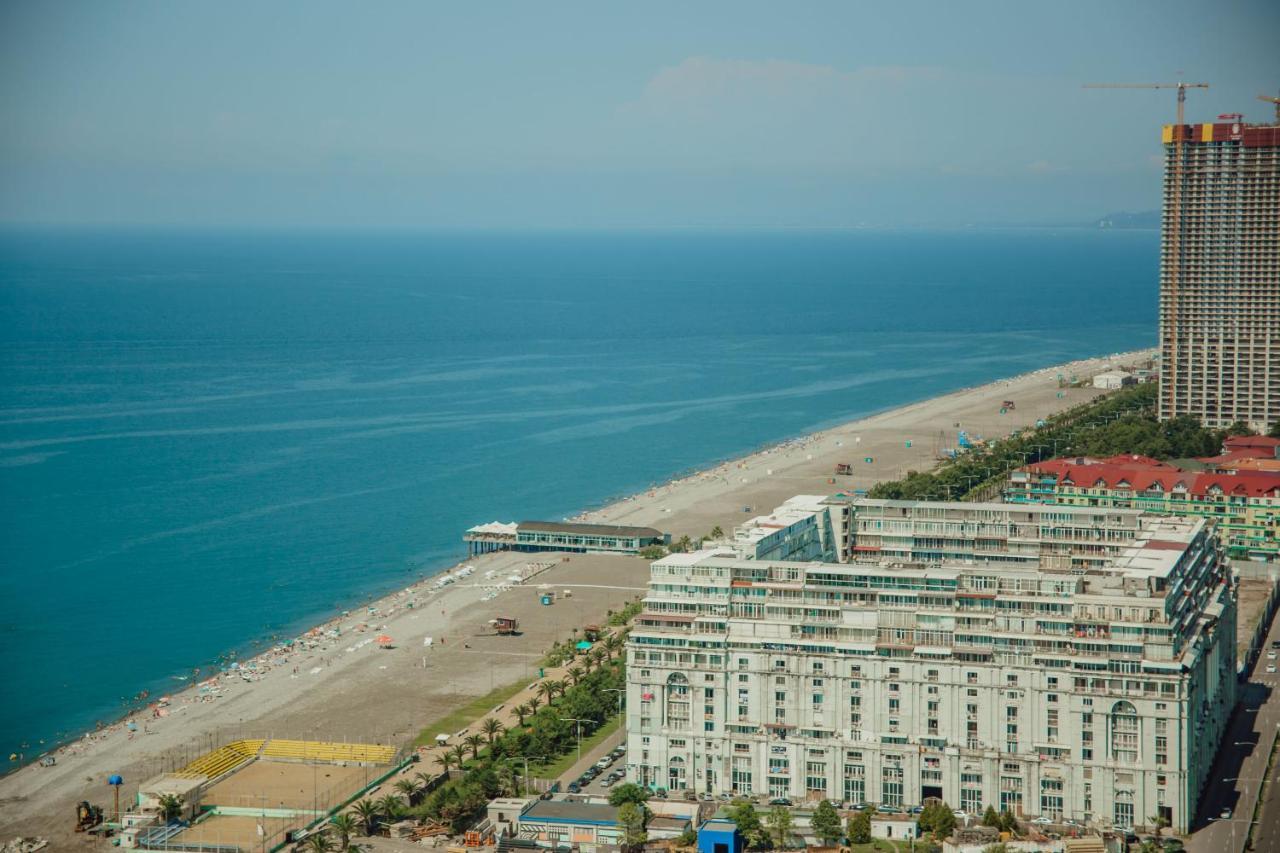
(1083, 81, 1209, 125)
(1259, 92, 1280, 124)
(1082, 81, 1209, 419)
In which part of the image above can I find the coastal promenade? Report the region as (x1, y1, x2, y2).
(0, 349, 1152, 846)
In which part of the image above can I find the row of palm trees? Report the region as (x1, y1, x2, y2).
(306, 626, 631, 849)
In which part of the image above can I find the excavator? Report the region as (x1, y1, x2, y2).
(74, 801, 103, 832)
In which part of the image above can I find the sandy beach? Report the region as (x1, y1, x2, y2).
(0, 348, 1152, 845)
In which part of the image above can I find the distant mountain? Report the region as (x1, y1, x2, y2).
(1095, 210, 1160, 230)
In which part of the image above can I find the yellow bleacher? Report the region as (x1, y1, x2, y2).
(174, 739, 264, 779)
(259, 739, 395, 765)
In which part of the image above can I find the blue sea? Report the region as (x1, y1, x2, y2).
(0, 227, 1156, 759)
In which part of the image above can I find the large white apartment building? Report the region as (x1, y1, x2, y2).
(624, 501, 1236, 834)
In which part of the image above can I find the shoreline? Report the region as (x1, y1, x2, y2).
(0, 346, 1153, 842)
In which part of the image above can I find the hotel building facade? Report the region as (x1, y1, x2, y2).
(1158, 119, 1280, 432)
(625, 500, 1236, 834)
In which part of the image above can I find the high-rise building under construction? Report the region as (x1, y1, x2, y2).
(1158, 117, 1280, 432)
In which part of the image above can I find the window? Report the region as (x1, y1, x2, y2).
(1110, 701, 1139, 764)
(1041, 779, 1064, 820)
(881, 766, 904, 807)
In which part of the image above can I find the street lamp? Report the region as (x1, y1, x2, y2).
(560, 718, 591, 767)
(500, 756, 547, 797)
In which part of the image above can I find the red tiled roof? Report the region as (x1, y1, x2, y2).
(1020, 458, 1280, 499)
(1225, 435, 1280, 451)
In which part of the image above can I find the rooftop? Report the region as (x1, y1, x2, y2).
(518, 520, 664, 538)
(522, 799, 620, 826)
(1018, 456, 1280, 499)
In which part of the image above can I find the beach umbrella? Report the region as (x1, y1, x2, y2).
(377, 634, 393, 646)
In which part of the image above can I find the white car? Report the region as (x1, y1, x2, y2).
(1031, 817, 1053, 825)
(1268, 664, 1276, 674)
(1268, 651, 1276, 660)
(1221, 807, 1233, 819)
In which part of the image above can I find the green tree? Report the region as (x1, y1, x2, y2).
(997, 809, 1016, 833)
(1269, 421, 1280, 439)
(378, 793, 405, 821)
(482, 717, 505, 744)
(766, 806, 794, 849)
(709, 525, 724, 539)
(352, 799, 379, 836)
(306, 834, 335, 853)
(638, 545, 667, 559)
(981, 805, 1000, 828)
(918, 802, 955, 840)
(395, 778, 421, 805)
(810, 800, 842, 845)
(618, 802, 649, 852)
(434, 753, 454, 773)
(846, 809, 871, 845)
(464, 733, 486, 760)
(608, 783, 651, 808)
(1148, 813, 1170, 839)
(1225, 421, 1256, 437)
(329, 813, 358, 851)
(157, 793, 184, 822)
(728, 801, 768, 850)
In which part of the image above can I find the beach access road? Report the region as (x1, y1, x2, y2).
(0, 349, 1151, 847)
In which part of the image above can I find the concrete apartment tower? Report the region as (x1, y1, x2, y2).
(1158, 115, 1280, 432)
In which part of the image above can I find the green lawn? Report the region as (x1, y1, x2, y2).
(532, 714, 623, 779)
(413, 679, 531, 747)
(847, 842, 912, 853)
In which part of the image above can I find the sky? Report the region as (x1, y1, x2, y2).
(1, 1, 1277, 229)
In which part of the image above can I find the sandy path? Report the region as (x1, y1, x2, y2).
(0, 349, 1151, 845)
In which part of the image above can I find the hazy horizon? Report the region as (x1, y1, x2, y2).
(2, 1, 1278, 230)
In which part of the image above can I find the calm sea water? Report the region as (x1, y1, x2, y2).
(0, 227, 1156, 758)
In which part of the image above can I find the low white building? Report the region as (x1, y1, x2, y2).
(1092, 371, 1136, 390)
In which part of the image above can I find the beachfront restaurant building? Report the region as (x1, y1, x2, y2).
(464, 520, 668, 556)
(625, 500, 1236, 836)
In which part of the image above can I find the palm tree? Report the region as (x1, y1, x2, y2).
(352, 799, 379, 836)
(329, 814, 357, 851)
(377, 793, 404, 822)
(549, 679, 567, 700)
(589, 648, 607, 670)
(513, 702, 532, 727)
(414, 770, 435, 789)
(465, 733, 486, 760)
(394, 778, 420, 804)
(527, 696, 542, 713)
(566, 665, 584, 685)
(709, 525, 724, 539)
(433, 753, 454, 773)
(481, 717, 505, 745)
(537, 681, 557, 704)
(450, 745, 468, 769)
(306, 833, 334, 853)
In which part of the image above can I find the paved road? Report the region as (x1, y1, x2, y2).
(1189, 610, 1280, 852)
(558, 728, 626, 794)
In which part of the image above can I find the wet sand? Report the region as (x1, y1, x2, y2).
(0, 349, 1151, 845)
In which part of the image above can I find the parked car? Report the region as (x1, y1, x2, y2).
(953, 811, 969, 821)
(1268, 664, 1276, 674)
(1031, 816, 1052, 825)
(601, 778, 616, 789)
(1221, 807, 1233, 819)
(595, 758, 613, 770)
(684, 790, 698, 802)
(768, 798, 792, 807)
(1267, 651, 1276, 660)
(567, 782, 581, 794)
(611, 746, 627, 758)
